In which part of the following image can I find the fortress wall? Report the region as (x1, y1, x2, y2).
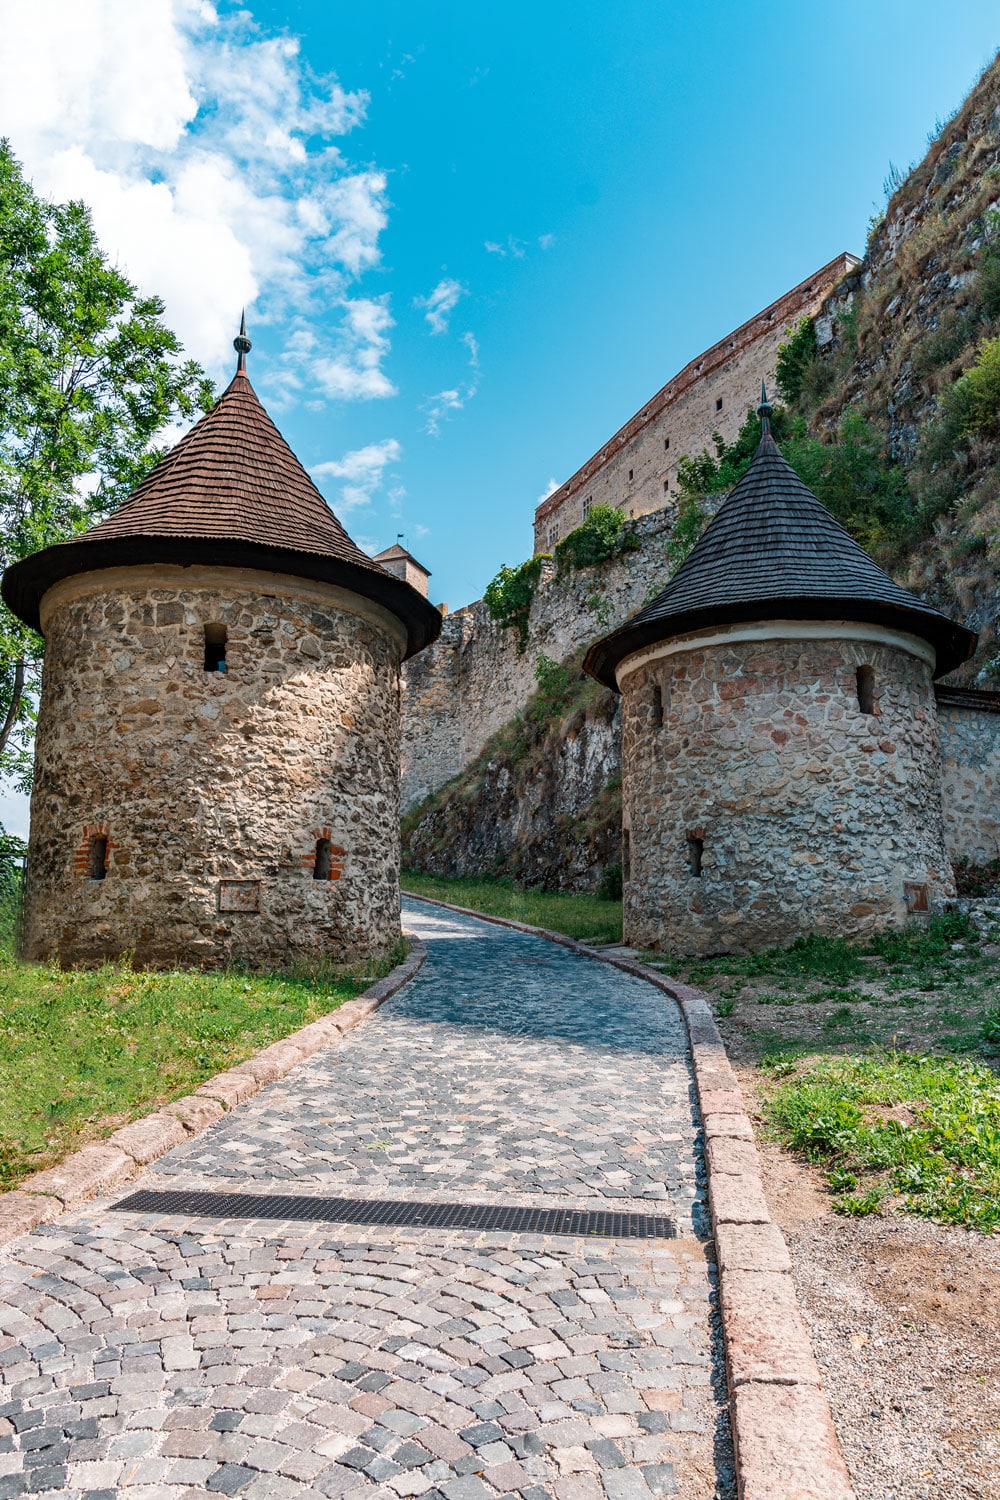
(401, 511, 674, 810)
(533, 253, 859, 552)
(935, 690, 1000, 865)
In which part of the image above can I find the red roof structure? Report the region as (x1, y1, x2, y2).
(3, 337, 441, 658)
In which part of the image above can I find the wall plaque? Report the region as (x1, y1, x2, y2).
(218, 879, 261, 913)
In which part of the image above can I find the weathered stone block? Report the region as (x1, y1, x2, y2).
(732, 1381, 857, 1500)
(713, 1223, 791, 1274)
(719, 1271, 822, 1388)
(164, 1095, 225, 1133)
(23, 1146, 136, 1206)
(708, 1171, 771, 1227)
(108, 1113, 190, 1165)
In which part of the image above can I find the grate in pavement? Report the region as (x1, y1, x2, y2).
(111, 1189, 675, 1239)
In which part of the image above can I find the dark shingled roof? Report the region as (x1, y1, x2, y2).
(2, 368, 441, 658)
(584, 428, 976, 688)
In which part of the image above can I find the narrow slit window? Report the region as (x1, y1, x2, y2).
(856, 664, 875, 714)
(663, 437, 670, 451)
(88, 834, 108, 881)
(651, 682, 663, 728)
(313, 838, 332, 881)
(628, 468, 634, 482)
(715, 397, 723, 412)
(663, 479, 669, 493)
(204, 623, 227, 673)
(687, 835, 703, 878)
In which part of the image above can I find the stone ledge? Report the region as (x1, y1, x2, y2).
(731, 1381, 856, 1500)
(107, 1112, 190, 1165)
(0, 935, 427, 1256)
(720, 1271, 824, 1389)
(20, 1146, 136, 1208)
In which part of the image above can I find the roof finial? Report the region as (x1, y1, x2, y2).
(757, 379, 772, 435)
(234, 310, 252, 374)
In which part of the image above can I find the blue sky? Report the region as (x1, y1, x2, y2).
(1, 1, 998, 837)
(252, 0, 999, 606)
(6, 0, 999, 613)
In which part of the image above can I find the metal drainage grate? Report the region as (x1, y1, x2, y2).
(112, 1189, 675, 1240)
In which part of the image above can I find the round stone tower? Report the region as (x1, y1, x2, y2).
(2, 328, 441, 970)
(584, 390, 976, 955)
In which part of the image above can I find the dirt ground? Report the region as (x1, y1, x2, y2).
(735, 1061, 1000, 1500)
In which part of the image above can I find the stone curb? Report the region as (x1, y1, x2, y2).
(404, 891, 857, 1500)
(0, 936, 427, 1255)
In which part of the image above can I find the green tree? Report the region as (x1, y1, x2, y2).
(775, 316, 818, 405)
(0, 141, 214, 785)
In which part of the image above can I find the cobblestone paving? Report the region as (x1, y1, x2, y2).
(0, 900, 733, 1499)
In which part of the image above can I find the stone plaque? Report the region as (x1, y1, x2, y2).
(218, 879, 261, 913)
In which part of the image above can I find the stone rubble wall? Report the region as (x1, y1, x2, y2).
(936, 698, 1000, 864)
(620, 634, 954, 954)
(27, 565, 404, 969)
(401, 510, 674, 811)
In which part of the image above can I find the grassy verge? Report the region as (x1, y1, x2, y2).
(0, 942, 405, 1191)
(401, 871, 622, 944)
(643, 911, 1000, 1232)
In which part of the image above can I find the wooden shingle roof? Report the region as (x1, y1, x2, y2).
(585, 427, 976, 688)
(3, 368, 441, 658)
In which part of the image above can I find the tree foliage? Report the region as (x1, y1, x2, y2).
(483, 555, 548, 649)
(553, 504, 639, 572)
(0, 142, 214, 788)
(676, 405, 914, 559)
(775, 316, 818, 405)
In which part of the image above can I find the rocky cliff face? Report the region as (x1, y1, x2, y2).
(807, 53, 1000, 671)
(402, 666, 622, 892)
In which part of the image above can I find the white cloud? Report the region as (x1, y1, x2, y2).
(414, 278, 466, 335)
(0, 0, 391, 397)
(421, 330, 480, 436)
(311, 437, 401, 513)
(538, 233, 556, 250)
(535, 477, 561, 505)
(283, 297, 396, 403)
(484, 236, 525, 259)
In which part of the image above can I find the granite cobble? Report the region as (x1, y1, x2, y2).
(0, 900, 732, 1497)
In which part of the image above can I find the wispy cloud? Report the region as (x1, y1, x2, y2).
(414, 277, 466, 335)
(535, 477, 561, 505)
(311, 437, 402, 513)
(422, 330, 480, 436)
(485, 233, 555, 258)
(282, 297, 396, 403)
(0, 0, 393, 398)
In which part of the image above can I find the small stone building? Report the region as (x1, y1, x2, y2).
(584, 393, 977, 955)
(371, 544, 431, 598)
(2, 335, 441, 970)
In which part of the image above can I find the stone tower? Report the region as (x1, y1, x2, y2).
(584, 390, 976, 955)
(2, 329, 441, 970)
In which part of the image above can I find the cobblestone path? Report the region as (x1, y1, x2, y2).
(0, 900, 732, 1500)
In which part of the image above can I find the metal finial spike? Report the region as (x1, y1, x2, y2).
(757, 379, 772, 435)
(233, 310, 252, 373)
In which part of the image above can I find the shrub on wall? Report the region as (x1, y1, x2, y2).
(484, 555, 548, 649)
(775, 316, 818, 405)
(554, 505, 639, 573)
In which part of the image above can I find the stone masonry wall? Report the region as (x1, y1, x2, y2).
(936, 695, 1000, 864)
(620, 632, 954, 954)
(401, 511, 675, 811)
(533, 253, 859, 552)
(27, 564, 405, 969)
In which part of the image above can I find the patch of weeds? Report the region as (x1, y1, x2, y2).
(715, 998, 736, 1018)
(833, 1188, 884, 1217)
(763, 1050, 1000, 1232)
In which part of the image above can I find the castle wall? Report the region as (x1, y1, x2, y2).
(401, 511, 674, 810)
(618, 628, 954, 954)
(533, 254, 859, 552)
(26, 564, 404, 969)
(935, 689, 1000, 865)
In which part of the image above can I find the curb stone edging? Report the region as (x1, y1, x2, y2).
(0, 935, 427, 1256)
(404, 890, 857, 1500)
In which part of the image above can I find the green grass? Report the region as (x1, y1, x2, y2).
(0, 943, 405, 1191)
(651, 911, 1000, 1232)
(401, 871, 622, 944)
(761, 1050, 1000, 1233)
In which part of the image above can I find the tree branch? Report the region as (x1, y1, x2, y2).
(0, 659, 26, 758)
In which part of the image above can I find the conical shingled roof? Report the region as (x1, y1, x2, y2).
(2, 366, 441, 658)
(584, 424, 975, 688)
